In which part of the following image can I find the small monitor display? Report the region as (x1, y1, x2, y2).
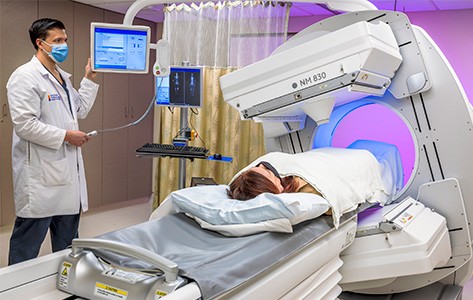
(156, 67, 203, 108)
(91, 23, 150, 74)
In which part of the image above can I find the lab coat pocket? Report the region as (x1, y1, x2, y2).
(41, 157, 72, 186)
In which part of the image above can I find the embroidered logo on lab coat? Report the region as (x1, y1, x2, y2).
(48, 94, 62, 101)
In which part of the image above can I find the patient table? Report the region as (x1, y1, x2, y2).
(60, 212, 358, 299)
(54, 198, 450, 299)
(1, 0, 472, 299)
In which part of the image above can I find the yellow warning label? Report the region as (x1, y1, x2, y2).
(94, 282, 128, 299)
(59, 261, 72, 289)
(399, 212, 413, 224)
(155, 289, 168, 299)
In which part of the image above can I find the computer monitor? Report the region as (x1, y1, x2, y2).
(156, 66, 203, 108)
(91, 22, 151, 74)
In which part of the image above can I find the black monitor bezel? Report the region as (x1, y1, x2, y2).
(155, 66, 204, 109)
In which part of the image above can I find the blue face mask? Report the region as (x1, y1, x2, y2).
(42, 40, 68, 63)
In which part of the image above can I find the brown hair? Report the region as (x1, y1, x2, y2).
(227, 170, 299, 200)
(29, 18, 66, 50)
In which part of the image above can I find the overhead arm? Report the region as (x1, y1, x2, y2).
(123, 0, 377, 74)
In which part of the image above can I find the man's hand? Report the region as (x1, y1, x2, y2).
(85, 58, 97, 80)
(65, 130, 90, 147)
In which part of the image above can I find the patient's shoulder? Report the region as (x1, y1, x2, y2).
(296, 178, 322, 197)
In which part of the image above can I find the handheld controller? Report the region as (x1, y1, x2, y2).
(87, 130, 98, 137)
(153, 39, 171, 77)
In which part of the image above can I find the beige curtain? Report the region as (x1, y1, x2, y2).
(153, 1, 290, 207)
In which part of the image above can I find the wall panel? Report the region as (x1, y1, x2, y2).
(0, 0, 39, 226)
(127, 18, 157, 200)
(73, 2, 104, 209)
(101, 11, 130, 205)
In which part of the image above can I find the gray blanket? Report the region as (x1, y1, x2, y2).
(93, 212, 354, 299)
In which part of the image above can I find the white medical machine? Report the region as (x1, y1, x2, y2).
(220, 7, 473, 298)
(1, 0, 472, 299)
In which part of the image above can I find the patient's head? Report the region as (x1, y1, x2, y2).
(227, 161, 298, 200)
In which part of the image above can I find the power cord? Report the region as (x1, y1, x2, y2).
(87, 78, 163, 136)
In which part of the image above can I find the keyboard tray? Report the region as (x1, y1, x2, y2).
(136, 143, 209, 159)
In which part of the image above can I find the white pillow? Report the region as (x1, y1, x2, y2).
(166, 185, 330, 226)
(189, 214, 293, 236)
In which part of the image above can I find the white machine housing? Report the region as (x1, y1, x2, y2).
(220, 20, 402, 136)
(340, 197, 451, 286)
(221, 8, 473, 298)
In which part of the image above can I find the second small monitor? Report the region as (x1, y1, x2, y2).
(156, 66, 203, 108)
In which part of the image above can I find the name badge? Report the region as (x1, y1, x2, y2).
(48, 94, 62, 101)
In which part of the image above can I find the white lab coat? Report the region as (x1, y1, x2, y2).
(7, 56, 99, 218)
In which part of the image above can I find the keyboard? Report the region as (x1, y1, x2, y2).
(136, 143, 209, 159)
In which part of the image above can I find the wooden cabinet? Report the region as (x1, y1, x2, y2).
(101, 12, 156, 205)
(127, 74, 155, 199)
(0, 0, 39, 226)
(102, 71, 130, 204)
(73, 3, 105, 209)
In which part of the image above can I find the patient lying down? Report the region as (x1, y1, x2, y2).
(156, 147, 392, 235)
(226, 147, 394, 224)
(228, 161, 332, 215)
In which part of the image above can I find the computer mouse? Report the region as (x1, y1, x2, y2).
(213, 153, 222, 160)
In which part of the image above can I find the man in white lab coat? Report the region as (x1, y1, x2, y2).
(6, 18, 99, 265)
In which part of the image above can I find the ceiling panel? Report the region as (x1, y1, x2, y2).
(73, 0, 473, 23)
(290, 4, 334, 16)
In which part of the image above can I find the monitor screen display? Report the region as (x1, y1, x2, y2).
(91, 23, 150, 74)
(156, 67, 203, 108)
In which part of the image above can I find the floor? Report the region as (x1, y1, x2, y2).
(0, 197, 153, 268)
(1, 198, 473, 299)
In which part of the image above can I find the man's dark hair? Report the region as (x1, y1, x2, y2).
(29, 18, 65, 50)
